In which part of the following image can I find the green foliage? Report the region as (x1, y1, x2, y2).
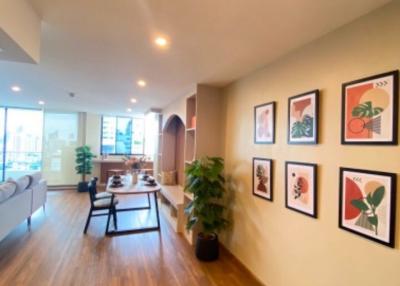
(75, 145, 95, 182)
(291, 115, 313, 138)
(352, 101, 383, 118)
(351, 186, 385, 236)
(184, 157, 229, 235)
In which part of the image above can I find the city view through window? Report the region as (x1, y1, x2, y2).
(0, 108, 43, 181)
(101, 116, 144, 155)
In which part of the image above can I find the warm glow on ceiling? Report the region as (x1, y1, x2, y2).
(131, 98, 137, 103)
(137, 80, 146, 87)
(154, 36, 168, 47)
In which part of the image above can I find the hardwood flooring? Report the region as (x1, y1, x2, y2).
(0, 190, 262, 286)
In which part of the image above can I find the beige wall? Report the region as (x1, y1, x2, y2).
(221, 2, 400, 286)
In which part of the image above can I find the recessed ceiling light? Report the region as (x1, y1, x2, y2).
(127, 108, 132, 112)
(38, 100, 45, 105)
(137, 80, 146, 87)
(130, 98, 137, 103)
(154, 36, 168, 47)
(11, 85, 21, 92)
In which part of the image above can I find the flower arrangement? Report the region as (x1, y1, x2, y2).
(123, 155, 148, 171)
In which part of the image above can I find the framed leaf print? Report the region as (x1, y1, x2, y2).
(341, 70, 399, 145)
(339, 168, 396, 248)
(252, 158, 273, 201)
(288, 90, 319, 144)
(254, 102, 275, 144)
(285, 161, 317, 218)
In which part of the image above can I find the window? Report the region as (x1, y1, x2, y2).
(42, 112, 80, 185)
(3, 108, 43, 180)
(0, 108, 4, 181)
(101, 116, 144, 155)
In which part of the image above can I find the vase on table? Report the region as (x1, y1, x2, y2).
(131, 171, 139, 184)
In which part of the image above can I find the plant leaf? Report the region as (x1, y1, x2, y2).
(367, 215, 378, 226)
(372, 186, 385, 207)
(351, 199, 369, 211)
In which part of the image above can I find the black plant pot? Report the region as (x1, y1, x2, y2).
(195, 233, 219, 261)
(77, 181, 88, 192)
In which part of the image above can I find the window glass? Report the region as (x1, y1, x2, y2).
(5, 108, 43, 179)
(116, 117, 132, 154)
(101, 116, 144, 155)
(101, 116, 116, 154)
(132, 118, 144, 154)
(0, 108, 4, 181)
(42, 112, 80, 185)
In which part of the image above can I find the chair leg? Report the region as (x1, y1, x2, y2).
(43, 204, 46, 213)
(113, 207, 118, 229)
(83, 209, 93, 234)
(147, 193, 151, 208)
(27, 216, 31, 230)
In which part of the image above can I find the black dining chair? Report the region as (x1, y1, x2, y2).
(91, 177, 113, 199)
(83, 178, 118, 234)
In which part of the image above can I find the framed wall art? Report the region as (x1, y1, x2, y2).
(252, 158, 273, 201)
(339, 167, 396, 248)
(341, 70, 399, 145)
(285, 161, 317, 218)
(254, 102, 275, 144)
(288, 90, 319, 144)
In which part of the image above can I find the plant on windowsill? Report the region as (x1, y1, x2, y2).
(75, 145, 95, 192)
(184, 157, 229, 261)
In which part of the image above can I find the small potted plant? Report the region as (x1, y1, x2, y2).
(75, 145, 95, 192)
(184, 157, 229, 261)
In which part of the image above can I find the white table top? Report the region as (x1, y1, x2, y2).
(106, 175, 161, 195)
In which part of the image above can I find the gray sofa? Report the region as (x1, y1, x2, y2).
(0, 172, 47, 242)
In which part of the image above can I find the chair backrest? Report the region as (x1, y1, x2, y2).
(87, 177, 98, 206)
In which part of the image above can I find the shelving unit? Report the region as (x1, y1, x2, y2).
(156, 85, 224, 245)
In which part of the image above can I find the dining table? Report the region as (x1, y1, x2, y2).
(105, 174, 161, 235)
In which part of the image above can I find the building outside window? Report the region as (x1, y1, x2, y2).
(101, 116, 144, 155)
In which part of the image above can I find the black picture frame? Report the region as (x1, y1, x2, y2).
(339, 167, 396, 248)
(252, 157, 273, 201)
(285, 161, 317, 218)
(341, 70, 399, 145)
(254, 101, 275, 144)
(287, 90, 319, 144)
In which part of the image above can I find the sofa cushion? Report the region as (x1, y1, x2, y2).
(28, 172, 42, 187)
(7, 175, 31, 194)
(0, 182, 17, 203)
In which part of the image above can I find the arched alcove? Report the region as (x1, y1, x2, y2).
(161, 115, 185, 186)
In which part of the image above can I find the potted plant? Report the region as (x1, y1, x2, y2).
(75, 145, 95, 192)
(184, 157, 229, 261)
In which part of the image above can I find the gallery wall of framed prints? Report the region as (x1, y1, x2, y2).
(252, 69, 399, 248)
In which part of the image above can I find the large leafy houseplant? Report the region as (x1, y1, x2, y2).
(184, 157, 229, 261)
(75, 145, 95, 192)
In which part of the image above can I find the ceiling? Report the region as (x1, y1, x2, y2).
(0, 0, 391, 115)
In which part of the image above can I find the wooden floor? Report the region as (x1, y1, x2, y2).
(0, 190, 262, 286)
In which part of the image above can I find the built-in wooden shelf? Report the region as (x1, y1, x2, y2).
(158, 185, 186, 233)
(184, 192, 194, 201)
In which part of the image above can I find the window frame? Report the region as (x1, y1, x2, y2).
(100, 115, 144, 156)
(0, 106, 43, 181)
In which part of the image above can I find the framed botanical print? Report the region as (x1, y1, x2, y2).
(254, 102, 275, 144)
(288, 90, 319, 144)
(339, 168, 396, 248)
(285, 161, 317, 218)
(252, 158, 273, 201)
(341, 70, 399, 145)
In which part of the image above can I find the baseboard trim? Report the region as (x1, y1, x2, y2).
(219, 243, 266, 286)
